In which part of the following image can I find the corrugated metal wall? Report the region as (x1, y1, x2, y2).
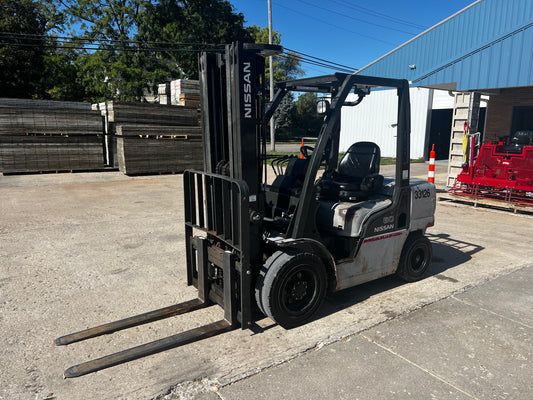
(358, 0, 533, 91)
(340, 88, 431, 158)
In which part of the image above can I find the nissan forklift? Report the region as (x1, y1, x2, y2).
(55, 42, 436, 377)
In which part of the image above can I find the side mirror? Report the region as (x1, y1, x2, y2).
(317, 99, 330, 115)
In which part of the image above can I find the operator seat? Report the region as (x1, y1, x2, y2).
(318, 141, 384, 201)
(502, 130, 533, 153)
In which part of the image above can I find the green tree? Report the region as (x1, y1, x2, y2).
(294, 92, 323, 137)
(144, 0, 251, 80)
(0, 0, 47, 98)
(274, 91, 295, 140)
(42, 0, 161, 101)
(44, 0, 251, 100)
(40, 39, 86, 100)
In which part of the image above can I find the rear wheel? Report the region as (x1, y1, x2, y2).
(255, 250, 327, 329)
(396, 233, 432, 282)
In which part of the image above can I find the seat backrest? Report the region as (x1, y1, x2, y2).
(337, 141, 381, 181)
(502, 130, 533, 153)
(270, 157, 309, 194)
(512, 130, 533, 145)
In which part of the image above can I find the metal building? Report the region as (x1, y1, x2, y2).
(342, 0, 533, 186)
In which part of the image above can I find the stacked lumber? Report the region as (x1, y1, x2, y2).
(115, 125, 203, 175)
(178, 93, 201, 107)
(97, 101, 201, 172)
(106, 101, 198, 128)
(0, 135, 103, 173)
(0, 98, 104, 173)
(0, 98, 102, 135)
(99, 101, 203, 175)
(170, 79, 200, 106)
(158, 83, 171, 105)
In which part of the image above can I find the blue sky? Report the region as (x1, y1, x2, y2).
(230, 0, 475, 76)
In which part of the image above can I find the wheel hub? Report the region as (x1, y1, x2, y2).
(291, 279, 308, 301)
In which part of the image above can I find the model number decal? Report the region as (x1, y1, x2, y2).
(382, 216, 394, 224)
(414, 188, 431, 199)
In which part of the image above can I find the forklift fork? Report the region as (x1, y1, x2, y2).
(55, 235, 241, 378)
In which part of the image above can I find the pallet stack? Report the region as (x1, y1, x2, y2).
(170, 79, 200, 107)
(158, 83, 171, 105)
(101, 101, 203, 175)
(0, 99, 104, 174)
(115, 125, 203, 175)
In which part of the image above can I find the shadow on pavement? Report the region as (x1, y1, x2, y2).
(426, 232, 484, 277)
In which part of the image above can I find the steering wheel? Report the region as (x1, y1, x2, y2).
(300, 145, 315, 159)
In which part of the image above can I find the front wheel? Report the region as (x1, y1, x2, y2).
(255, 250, 327, 329)
(396, 233, 432, 282)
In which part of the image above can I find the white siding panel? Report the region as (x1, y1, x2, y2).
(432, 89, 455, 109)
(340, 88, 431, 159)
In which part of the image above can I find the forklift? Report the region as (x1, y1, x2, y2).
(55, 42, 436, 377)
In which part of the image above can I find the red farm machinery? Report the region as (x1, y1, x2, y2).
(448, 130, 533, 206)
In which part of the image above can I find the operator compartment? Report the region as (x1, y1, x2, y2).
(317, 177, 435, 238)
(315, 141, 392, 238)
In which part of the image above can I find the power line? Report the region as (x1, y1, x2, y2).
(0, 32, 357, 74)
(330, 0, 428, 30)
(0, 32, 226, 51)
(0, 33, 226, 53)
(272, 1, 395, 46)
(293, 0, 419, 36)
(279, 53, 354, 74)
(284, 48, 358, 71)
(279, 53, 353, 74)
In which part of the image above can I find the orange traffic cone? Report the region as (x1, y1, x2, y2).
(428, 144, 435, 184)
(300, 138, 305, 159)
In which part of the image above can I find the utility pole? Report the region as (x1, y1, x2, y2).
(268, 0, 275, 151)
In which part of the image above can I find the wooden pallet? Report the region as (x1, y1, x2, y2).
(439, 193, 533, 215)
(115, 125, 202, 138)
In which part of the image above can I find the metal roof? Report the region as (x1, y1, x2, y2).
(357, 0, 533, 91)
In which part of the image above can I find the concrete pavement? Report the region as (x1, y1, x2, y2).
(1, 162, 532, 399)
(216, 264, 533, 400)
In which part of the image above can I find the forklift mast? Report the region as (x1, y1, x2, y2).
(183, 42, 283, 331)
(200, 42, 276, 188)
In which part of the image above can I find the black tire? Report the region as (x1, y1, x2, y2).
(396, 233, 432, 282)
(255, 250, 327, 329)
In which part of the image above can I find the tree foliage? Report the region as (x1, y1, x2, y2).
(41, 40, 85, 100)
(292, 92, 323, 137)
(34, 0, 251, 101)
(145, 0, 251, 80)
(43, 0, 171, 101)
(0, 0, 47, 98)
(0, 0, 306, 109)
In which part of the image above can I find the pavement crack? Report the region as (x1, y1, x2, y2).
(360, 333, 478, 399)
(451, 296, 533, 329)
